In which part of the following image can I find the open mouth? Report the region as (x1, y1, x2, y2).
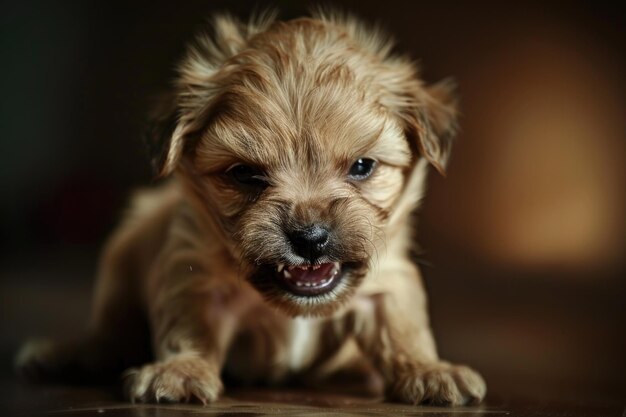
(275, 262, 342, 296)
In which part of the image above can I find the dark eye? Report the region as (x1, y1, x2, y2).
(227, 164, 268, 188)
(348, 158, 376, 180)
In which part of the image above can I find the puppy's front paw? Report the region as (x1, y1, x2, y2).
(392, 362, 486, 406)
(123, 355, 223, 404)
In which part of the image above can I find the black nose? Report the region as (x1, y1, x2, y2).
(287, 225, 330, 262)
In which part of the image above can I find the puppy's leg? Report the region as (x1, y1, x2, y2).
(16, 235, 151, 384)
(354, 267, 486, 406)
(123, 287, 229, 404)
(15, 336, 121, 384)
(122, 219, 240, 405)
(15, 323, 149, 385)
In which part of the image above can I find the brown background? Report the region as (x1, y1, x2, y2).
(1, 0, 624, 410)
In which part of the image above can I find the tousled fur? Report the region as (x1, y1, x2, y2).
(16, 11, 485, 406)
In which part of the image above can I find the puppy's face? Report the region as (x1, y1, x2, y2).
(193, 79, 410, 316)
(152, 16, 457, 316)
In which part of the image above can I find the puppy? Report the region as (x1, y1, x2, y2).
(17, 11, 486, 406)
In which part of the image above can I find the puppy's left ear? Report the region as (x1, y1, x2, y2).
(407, 79, 459, 175)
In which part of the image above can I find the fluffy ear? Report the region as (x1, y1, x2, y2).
(409, 78, 459, 175)
(147, 12, 277, 178)
(144, 92, 178, 177)
(385, 79, 459, 231)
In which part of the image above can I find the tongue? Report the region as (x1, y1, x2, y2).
(288, 263, 335, 285)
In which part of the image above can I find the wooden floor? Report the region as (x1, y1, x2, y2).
(1, 248, 625, 416)
(2, 382, 624, 416)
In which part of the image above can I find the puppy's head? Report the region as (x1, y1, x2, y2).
(147, 12, 458, 316)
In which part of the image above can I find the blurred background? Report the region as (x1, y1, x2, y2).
(1, 0, 624, 408)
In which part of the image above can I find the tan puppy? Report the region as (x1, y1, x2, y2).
(17, 11, 486, 406)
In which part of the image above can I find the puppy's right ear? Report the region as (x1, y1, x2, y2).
(146, 12, 278, 178)
(144, 91, 201, 178)
(144, 92, 180, 178)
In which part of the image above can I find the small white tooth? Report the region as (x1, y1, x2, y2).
(296, 281, 303, 286)
(284, 270, 291, 279)
(277, 264, 284, 272)
(304, 282, 311, 287)
(313, 265, 320, 270)
(333, 262, 340, 269)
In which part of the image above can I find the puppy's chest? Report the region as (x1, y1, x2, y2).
(226, 310, 329, 382)
(284, 317, 323, 371)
